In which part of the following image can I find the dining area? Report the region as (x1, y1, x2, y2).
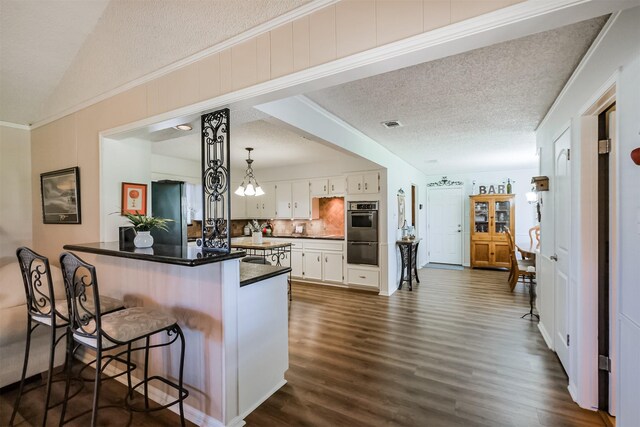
(506, 225, 540, 319)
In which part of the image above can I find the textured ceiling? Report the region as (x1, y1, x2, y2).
(306, 16, 608, 175)
(149, 112, 358, 170)
(0, 0, 109, 125)
(0, 0, 310, 125)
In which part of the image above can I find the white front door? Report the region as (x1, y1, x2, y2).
(427, 187, 463, 265)
(554, 129, 571, 371)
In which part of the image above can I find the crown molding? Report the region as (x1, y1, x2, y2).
(34, 0, 631, 131)
(0, 121, 31, 131)
(31, 0, 338, 129)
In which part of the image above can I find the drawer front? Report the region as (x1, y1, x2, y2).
(347, 267, 379, 288)
(304, 241, 343, 252)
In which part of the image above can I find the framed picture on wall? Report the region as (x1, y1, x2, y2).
(40, 167, 81, 224)
(121, 182, 147, 215)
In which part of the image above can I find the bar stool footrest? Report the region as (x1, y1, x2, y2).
(125, 376, 189, 412)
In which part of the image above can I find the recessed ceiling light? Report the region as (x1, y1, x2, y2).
(174, 124, 192, 131)
(381, 120, 403, 129)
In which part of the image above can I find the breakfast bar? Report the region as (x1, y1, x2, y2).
(63, 242, 291, 427)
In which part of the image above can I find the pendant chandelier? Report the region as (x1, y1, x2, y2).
(235, 147, 264, 196)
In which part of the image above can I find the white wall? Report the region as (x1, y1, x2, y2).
(425, 168, 537, 266)
(535, 7, 640, 417)
(0, 125, 32, 266)
(101, 137, 152, 242)
(616, 51, 640, 427)
(151, 154, 201, 184)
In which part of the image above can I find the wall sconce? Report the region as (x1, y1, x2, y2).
(631, 147, 640, 165)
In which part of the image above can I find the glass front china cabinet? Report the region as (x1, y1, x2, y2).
(470, 194, 515, 268)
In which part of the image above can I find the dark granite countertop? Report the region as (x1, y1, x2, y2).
(239, 263, 291, 287)
(234, 234, 345, 241)
(63, 242, 246, 267)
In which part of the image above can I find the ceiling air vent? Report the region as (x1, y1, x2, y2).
(381, 120, 403, 129)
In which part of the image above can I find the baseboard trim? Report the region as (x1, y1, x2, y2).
(538, 322, 554, 350)
(238, 379, 287, 421)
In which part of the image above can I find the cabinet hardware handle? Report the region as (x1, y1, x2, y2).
(325, 257, 328, 262)
(324, 185, 327, 191)
(550, 254, 558, 261)
(359, 275, 366, 279)
(331, 185, 334, 191)
(295, 202, 298, 208)
(288, 203, 291, 208)
(365, 183, 368, 190)
(317, 256, 320, 262)
(358, 183, 361, 190)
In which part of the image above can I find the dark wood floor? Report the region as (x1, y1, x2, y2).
(1, 267, 603, 426)
(246, 268, 603, 427)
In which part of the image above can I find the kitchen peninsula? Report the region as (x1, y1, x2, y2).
(63, 241, 291, 427)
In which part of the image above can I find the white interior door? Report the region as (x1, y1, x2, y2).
(554, 129, 571, 372)
(427, 188, 463, 265)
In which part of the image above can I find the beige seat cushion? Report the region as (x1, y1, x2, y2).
(74, 307, 177, 349)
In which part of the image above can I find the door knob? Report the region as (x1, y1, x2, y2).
(550, 254, 558, 261)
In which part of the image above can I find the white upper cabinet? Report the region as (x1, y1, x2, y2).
(347, 172, 379, 194)
(246, 197, 261, 218)
(275, 181, 292, 219)
(261, 182, 276, 218)
(329, 177, 345, 195)
(244, 182, 276, 219)
(292, 181, 311, 218)
(347, 175, 363, 194)
(362, 172, 379, 193)
(310, 179, 329, 196)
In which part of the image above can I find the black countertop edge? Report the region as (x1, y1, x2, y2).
(240, 264, 292, 287)
(63, 242, 246, 267)
(233, 235, 345, 241)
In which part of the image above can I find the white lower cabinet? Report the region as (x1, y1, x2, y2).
(303, 250, 323, 281)
(347, 266, 379, 289)
(291, 250, 303, 278)
(323, 252, 343, 283)
(282, 239, 345, 285)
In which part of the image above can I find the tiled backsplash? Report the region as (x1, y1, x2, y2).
(230, 197, 344, 237)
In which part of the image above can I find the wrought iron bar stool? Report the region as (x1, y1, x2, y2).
(10, 247, 124, 426)
(59, 251, 189, 427)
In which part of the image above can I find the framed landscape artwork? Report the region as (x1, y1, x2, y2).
(121, 182, 147, 215)
(40, 167, 81, 224)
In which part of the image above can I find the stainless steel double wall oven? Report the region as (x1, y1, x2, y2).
(346, 201, 379, 266)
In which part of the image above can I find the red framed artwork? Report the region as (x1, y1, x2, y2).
(121, 182, 147, 215)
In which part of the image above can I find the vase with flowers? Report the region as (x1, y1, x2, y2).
(125, 212, 173, 248)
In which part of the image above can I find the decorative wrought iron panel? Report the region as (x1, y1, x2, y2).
(200, 108, 231, 252)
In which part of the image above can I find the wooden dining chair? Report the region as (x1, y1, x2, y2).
(529, 225, 541, 249)
(505, 229, 535, 291)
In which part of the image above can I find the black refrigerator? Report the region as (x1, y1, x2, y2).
(151, 181, 188, 246)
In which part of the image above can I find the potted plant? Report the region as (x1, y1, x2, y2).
(125, 212, 173, 248)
